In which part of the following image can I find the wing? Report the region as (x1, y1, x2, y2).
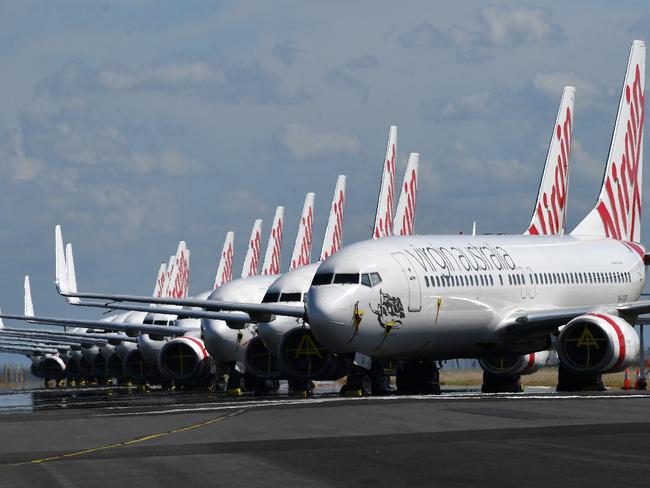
(498, 300, 649, 338)
(0, 313, 190, 337)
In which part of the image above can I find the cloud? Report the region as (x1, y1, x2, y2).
(8, 129, 44, 181)
(476, 5, 564, 47)
(282, 122, 361, 159)
(272, 40, 302, 66)
(325, 54, 379, 99)
(129, 150, 203, 175)
(420, 90, 501, 122)
(38, 59, 307, 105)
(532, 71, 603, 108)
(397, 22, 451, 49)
(397, 5, 564, 51)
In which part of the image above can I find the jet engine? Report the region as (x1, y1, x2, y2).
(92, 353, 108, 378)
(124, 348, 156, 381)
(557, 313, 639, 374)
(479, 350, 550, 376)
(277, 327, 348, 380)
(41, 355, 67, 379)
(157, 336, 209, 381)
(244, 336, 282, 380)
(106, 353, 125, 378)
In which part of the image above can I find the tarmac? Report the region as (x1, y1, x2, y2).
(0, 386, 649, 487)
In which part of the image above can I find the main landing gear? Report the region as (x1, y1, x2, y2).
(341, 360, 393, 396)
(556, 363, 605, 391)
(396, 359, 440, 395)
(481, 371, 523, 393)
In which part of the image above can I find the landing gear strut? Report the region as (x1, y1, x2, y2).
(481, 371, 522, 393)
(556, 363, 605, 391)
(396, 359, 440, 394)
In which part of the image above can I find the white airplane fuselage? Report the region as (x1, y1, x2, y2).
(306, 235, 645, 359)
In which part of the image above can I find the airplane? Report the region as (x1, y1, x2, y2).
(64, 79, 576, 396)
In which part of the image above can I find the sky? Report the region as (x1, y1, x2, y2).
(1, 1, 650, 363)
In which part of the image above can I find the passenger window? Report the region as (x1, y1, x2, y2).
(312, 273, 334, 286)
(361, 273, 372, 287)
(435, 276, 440, 287)
(333, 273, 360, 284)
(489, 275, 494, 286)
(424, 275, 429, 287)
(499, 275, 503, 286)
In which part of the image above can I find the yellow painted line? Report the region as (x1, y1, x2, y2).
(6, 408, 247, 466)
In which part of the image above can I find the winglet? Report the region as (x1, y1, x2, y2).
(241, 219, 263, 279)
(261, 206, 284, 275)
(393, 152, 419, 236)
(526, 86, 575, 235)
(214, 231, 235, 289)
(572, 40, 645, 242)
(24, 275, 35, 316)
(55, 225, 67, 294)
(372, 125, 397, 239)
(289, 194, 315, 271)
(153, 262, 167, 298)
(320, 175, 346, 261)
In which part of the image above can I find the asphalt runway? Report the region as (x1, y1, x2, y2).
(0, 387, 649, 487)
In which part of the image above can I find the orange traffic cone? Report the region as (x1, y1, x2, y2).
(622, 368, 632, 390)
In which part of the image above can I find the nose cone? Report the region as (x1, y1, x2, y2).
(306, 286, 357, 353)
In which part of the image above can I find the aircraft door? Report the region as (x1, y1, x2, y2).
(518, 266, 527, 299)
(526, 266, 535, 298)
(391, 252, 422, 312)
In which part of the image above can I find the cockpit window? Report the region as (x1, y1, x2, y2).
(312, 273, 334, 286)
(361, 273, 372, 287)
(333, 273, 360, 284)
(370, 273, 382, 286)
(280, 292, 302, 302)
(262, 292, 280, 303)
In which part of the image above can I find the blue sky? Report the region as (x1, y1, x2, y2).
(1, 1, 650, 362)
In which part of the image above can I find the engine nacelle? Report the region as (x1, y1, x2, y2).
(277, 327, 348, 380)
(124, 348, 156, 381)
(92, 353, 108, 378)
(106, 353, 125, 378)
(244, 336, 282, 380)
(480, 350, 550, 376)
(157, 336, 209, 381)
(41, 355, 67, 380)
(557, 313, 639, 374)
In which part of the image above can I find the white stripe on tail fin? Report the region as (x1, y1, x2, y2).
(261, 206, 284, 275)
(153, 262, 167, 298)
(372, 126, 398, 239)
(320, 175, 346, 261)
(393, 153, 419, 236)
(166, 241, 190, 298)
(213, 231, 235, 289)
(289, 194, 315, 271)
(572, 40, 645, 243)
(526, 86, 575, 235)
(24, 276, 34, 316)
(241, 219, 263, 279)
